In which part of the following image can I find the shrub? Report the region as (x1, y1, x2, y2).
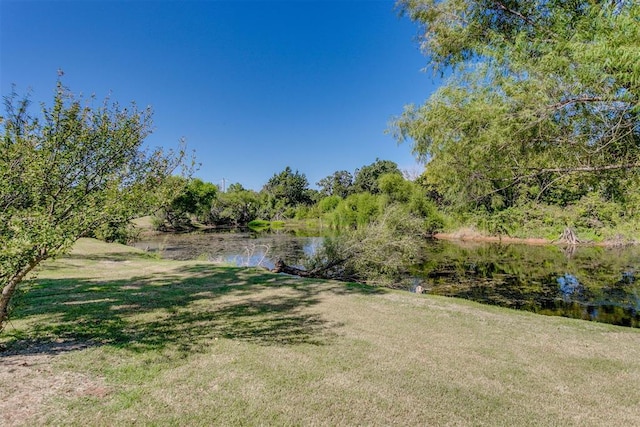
(306, 205, 428, 287)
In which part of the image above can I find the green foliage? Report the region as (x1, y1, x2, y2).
(378, 173, 444, 233)
(156, 177, 218, 230)
(572, 193, 627, 236)
(393, 0, 640, 212)
(378, 173, 413, 203)
(329, 193, 383, 229)
(91, 221, 140, 245)
(453, 192, 639, 242)
(209, 188, 261, 227)
(317, 195, 342, 213)
(316, 170, 353, 198)
(174, 178, 218, 221)
(352, 159, 401, 194)
(407, 190, 444, 234)
(307, 205, 428, 287)
(262, 166, 312, 207)
(467, 204, 571, 238)
(226, 182, 246, 193)
(0, 82, 185, 329)
(247, 219, 285, 232)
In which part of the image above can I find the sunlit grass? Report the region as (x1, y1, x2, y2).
(1, 238, 639, 426)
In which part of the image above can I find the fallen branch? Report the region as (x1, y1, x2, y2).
(271, 260, 315, 277)
(270, 258, 350, 280)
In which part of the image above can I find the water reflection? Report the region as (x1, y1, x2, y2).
(557, 274, 582, 302)
(133, 231, 640, 328)
(415, 241, 640, 327)
(133, 229, 319, 270)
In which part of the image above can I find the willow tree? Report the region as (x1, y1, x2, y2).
(392, 0, 640, 211)
(0, 82, 186, 331)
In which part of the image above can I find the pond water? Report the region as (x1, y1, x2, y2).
(413, 240, 639, 328)
(133, 229, 321, 269)
(132, 230, 640, 328)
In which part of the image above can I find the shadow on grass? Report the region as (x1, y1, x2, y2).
(1, 262, 384, 356)
(61, 251, 158, 262)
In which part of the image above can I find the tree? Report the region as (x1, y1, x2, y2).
(275, 205, 428, 287)
(158, 177, 218, 229)
(226, 182, 246, 193)
(352, 159, 402, 194)
(262, 166, 312, 207)
(392, 0, 640, 211)
(330, 192, 383, 229)
(316, 170, 353, 198)
(209, 188, 260, 226)
(0, 82, 186, 331)
(378, 173, 413, 203)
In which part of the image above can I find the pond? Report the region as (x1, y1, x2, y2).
(132, 230, 640, 328)
(133, 229, 321, 269)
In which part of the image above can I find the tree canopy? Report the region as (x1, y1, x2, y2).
(262, 166, 312, 206)
(352, 159, 402, 194)
(392, 0, 640, 211)
(317, 170, 353, 198)
(0, 82, 185, 330)
(159, 177, 218, 230)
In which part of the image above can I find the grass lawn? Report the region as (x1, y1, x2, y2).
(1, 238, 639, 426)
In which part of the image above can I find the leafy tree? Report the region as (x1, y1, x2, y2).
(302, 205, 428, 287)
(330, 193, 383, 229)
(262, 166, 312, 209)
(157, 177, 218, 229)
(176, 178, 218, 220)
(317, 170, 353, 198)
(392, 0, 640, 211)
(378, 173, 444, 233)
(352, 159, 402, 194)
(317, 195, 342, 213)
(0, 82, 186, 331)
(226, 182, 246, 193)
(209, 188, 260, 226)
(378, 173, 413, 203)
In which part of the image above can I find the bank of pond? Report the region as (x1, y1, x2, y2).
(133, 229, 640, 328)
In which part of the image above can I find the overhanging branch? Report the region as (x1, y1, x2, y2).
(520, 163, 640, 175)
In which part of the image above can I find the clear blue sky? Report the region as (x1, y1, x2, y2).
(1, 0, 439, 191)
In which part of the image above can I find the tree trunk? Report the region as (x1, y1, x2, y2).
(270, 258, 350, 281)
(271, 260, 316, 277)
(0, 256, 44, 332)
(556, 227, 581, 245)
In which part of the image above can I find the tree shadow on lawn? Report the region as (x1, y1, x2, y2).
(2, 263, 384, 357)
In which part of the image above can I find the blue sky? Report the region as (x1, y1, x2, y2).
(1, 0, 440, 191)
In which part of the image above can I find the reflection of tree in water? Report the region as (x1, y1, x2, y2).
(133, 230, 318, 269)
(416, 241, 640, 327)
(135, 233, 640, 327)
(594, 270, 640, 327)
(258, 235, 308, 268)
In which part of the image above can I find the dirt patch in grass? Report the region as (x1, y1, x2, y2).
(0, 343, 109, 427)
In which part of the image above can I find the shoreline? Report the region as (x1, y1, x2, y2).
(433, 232, 552, 246)
(433, 229, 637, 247)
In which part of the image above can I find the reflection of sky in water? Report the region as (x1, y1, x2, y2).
(557, 274, 582, 302)
(225, 238, 322, 270)
(304, 237, 324, 257)
(622, 270, 635, 284)
(134, 234, 640, 327)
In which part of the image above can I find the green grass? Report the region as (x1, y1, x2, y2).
(2, 238, 640, 426)
(247, 219, 285, 231)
